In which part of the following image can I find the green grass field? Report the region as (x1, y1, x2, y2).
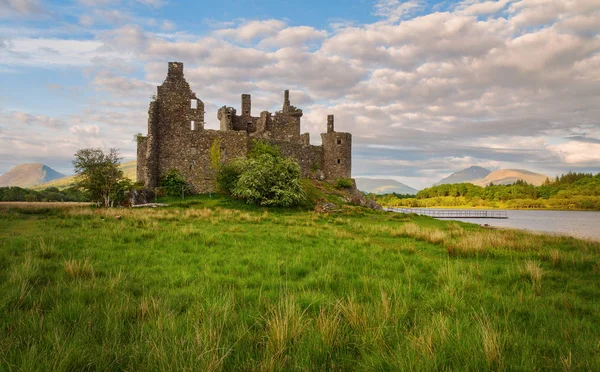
(1, 197, 599, 370)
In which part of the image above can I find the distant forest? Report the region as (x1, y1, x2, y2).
(0, 187, 90, 202)
(375, 172, 600, 210)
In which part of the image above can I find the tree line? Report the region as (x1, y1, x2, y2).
(374, 172, 600, 210)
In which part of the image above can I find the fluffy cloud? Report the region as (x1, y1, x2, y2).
(549, 142, 600, 164)
(457, 0, 511, 16)
(215, 20, 287, 43)
(0, 0, 46, 18)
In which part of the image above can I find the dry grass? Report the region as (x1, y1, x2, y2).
(63, 258, 94, 280)
(392, 222, 448, 244)
(520, 260, 543, 295)
(476, 312, 504, 369)
(447, 234, 488, 257)
(316, 306, 345, 350)
(408, 312, 449, 360)
(0, 201, 91, 210)
(550, 250, 561, 267)
(263, 296, 309, 368)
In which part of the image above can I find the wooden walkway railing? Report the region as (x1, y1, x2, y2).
(385, 207, 508, 219)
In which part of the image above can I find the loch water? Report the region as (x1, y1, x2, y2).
(438, 209, 600, 241)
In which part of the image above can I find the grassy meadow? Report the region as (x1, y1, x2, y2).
(1, 196, 600, 370)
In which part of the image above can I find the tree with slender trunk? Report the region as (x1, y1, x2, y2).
(73, 148, 129, 207)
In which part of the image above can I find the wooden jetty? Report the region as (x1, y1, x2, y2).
(385, 207, 508, 219)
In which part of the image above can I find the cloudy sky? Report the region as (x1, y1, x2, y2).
(1, 0, 599, 189)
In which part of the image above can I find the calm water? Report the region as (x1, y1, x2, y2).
(441, 210, 600, 241)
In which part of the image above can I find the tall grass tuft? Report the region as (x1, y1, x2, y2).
(520, 260, 543, 295)
(476, 311, 504, 370)
(63, 258, 94, 280)
(263, 296, 308, 368)
(550, 250, 560, 267)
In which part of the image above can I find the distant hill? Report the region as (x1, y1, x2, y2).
(474, 169, 548, 187)
(0, 164, 65, 187)
(33, 160, 138, 190)
(435, 166, 491, 186)
(355, 178, 418, 195)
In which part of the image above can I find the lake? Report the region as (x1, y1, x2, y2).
(437, 209, 600, 241)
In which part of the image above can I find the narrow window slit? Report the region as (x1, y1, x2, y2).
(191, 120, 195, 131)
(191, 99, 197, 109)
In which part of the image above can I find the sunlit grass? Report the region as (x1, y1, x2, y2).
(0, 195, 599, 370)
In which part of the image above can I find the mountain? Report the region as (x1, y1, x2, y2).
(474, 169, 548, 187)
(355, 178, 418, 195)
(0, 163, 66, 187)
(34, 160, 138, 189)
(435, 166, 491, 186)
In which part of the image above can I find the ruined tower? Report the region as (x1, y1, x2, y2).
(137, 62, 353, 193)
(321, 115, 352, 180)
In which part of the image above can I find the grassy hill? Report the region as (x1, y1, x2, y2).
(1, 198, 599, 370)
(355, 178, 418, 195)
(435, 166, 491, 185)
(0, 163, 65, 187)
(34, 160, 137, 189)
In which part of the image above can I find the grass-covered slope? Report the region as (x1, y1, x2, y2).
(1, 197, 599, 370)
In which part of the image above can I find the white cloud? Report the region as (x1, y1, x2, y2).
(161, 20, 175, 31)
(457, 0, 511, 16)
(69, 124, 100, 136)
(0, 0, 46, 17)
(549, 141, 600, 164)
(258, 26, 327, 48)
(215, 19, 287, 42)
(373, 0, 423, 23)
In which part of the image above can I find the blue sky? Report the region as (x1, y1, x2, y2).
(1, 0, 600, 189)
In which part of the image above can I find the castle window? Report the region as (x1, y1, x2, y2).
(337, 159, 341, 164)
(191, 120, 195, 131)
(191, 99, 197, 109)
(337, 139, 342, 145)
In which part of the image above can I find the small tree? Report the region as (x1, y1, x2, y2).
(73, 148, 129, 207)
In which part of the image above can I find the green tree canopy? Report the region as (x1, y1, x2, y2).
(73, 148, 130, 207)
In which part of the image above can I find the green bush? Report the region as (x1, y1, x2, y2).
(216, 141, 305, 207)
(232, 154, 305, 207)
(216, 162, 243, 194)
(160, 169, 187, 197)
(335, 178, 353, 189)
(249, 139, 280, 158)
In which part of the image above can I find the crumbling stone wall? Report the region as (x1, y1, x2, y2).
(137, 62, 353, 193)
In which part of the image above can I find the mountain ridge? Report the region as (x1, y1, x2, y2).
(434, 166, 491, 186)
(355, 178, 418, 195)
(434, 166, 549, 187)
(0, 164, 66, 187)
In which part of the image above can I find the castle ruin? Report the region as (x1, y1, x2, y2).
(136, 62, 352, 193)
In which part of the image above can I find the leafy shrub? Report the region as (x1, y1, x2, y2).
(217, 162, 243, 194)
(249, 140, 280, 158)
(160, 169, 187, 197)
(216, 141, 305, 207)
(335, 178, 353, 189)
(232, 154, 305, 207)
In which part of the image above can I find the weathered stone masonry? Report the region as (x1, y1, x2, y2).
(137, 62, 352, 193)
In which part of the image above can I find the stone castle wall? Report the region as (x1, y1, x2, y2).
(137, 62, 353, 193)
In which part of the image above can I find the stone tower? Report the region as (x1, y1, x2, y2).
(321, 115, 352, 179)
